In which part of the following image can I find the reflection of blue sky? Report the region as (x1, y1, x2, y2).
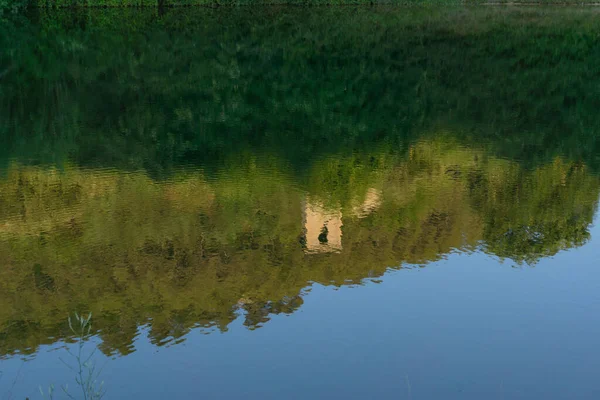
(3, 217, 600, 400)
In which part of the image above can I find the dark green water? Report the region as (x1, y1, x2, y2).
(1, 7, 600, 399)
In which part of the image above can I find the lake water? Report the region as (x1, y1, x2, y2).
(1, 6, 600, 399)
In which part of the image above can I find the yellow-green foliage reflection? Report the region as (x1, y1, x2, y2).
(0, 140, 597, 357)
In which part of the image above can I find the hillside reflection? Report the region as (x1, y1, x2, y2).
(2, 6, 600, 361)
(0, 140, 597, 358)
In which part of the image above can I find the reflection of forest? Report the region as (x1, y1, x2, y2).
(3, 8, 600, 174)
(0, 140, 597, 358)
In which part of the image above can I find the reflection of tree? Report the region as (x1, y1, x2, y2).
(2, 8, 600, 174)
(241, 296, 304, 330)
(467, 160, 596, 263)
(0, 142, 597, 358)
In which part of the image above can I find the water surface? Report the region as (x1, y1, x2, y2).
(1, 6, 600, 399)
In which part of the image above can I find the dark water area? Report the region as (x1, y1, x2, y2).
(1, 6, 600, 399)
